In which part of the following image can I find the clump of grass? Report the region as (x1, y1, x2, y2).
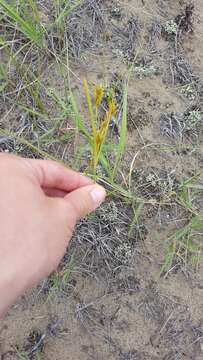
(52, 0, 104, 57)
(70, 200, 143, 276)
(40, 255, 75, 300)
(162, 173, 203, 275)
(131, 167, 178, 201)
(176, 173, 203, 213)
(161, 214, 203, 276)
(53, 0, 82, 34)
(169, 56, 196, 86)
(0, 0, 44, 47)
(160, 108, 203, 139)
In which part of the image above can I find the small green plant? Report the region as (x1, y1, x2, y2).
(161, 214, 203, 275)
(162, 173, 203, 275)
(114, 242, 132, 264)
(46, 254, 74, 300)
(133, 65, 157, 79)
(176, 173, 203, 211)
(164, 20, 178, 35)
(180, 84, 196, 100)
(53, 0, 82, 33)
(185, 110, 202, 130)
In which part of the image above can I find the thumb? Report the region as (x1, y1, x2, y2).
(64, 184, 106, 222)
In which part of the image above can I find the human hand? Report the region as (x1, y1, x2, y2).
(0, 154, 106, 317)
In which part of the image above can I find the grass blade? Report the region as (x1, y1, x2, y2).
(128, 201, 144, 238)
(69, 90, 91, 141)
(112, 83, 128, 179)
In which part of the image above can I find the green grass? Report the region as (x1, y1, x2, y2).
(161, 213, 203, 276)
(128, 201, 144, 238)
(0, 0, 44, 47)
(15, 347, 43, 360)
(176, 172, 203, 214)
(54, 0, 82, 30)
(47, 255, 75, 300)
(161, 173, 203, 275)
(15, 351, 29, 360)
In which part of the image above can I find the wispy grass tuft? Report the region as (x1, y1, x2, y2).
(161, 214, 203, 276)
(161, 172, 203, 275)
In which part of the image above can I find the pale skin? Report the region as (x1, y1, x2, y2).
(0, 154, 106, 318)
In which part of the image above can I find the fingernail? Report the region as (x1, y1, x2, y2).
(90, 186, 106, 206)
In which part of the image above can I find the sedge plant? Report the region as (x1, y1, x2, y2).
(70, 79, 128, 182)
(83, 79, 117, 177)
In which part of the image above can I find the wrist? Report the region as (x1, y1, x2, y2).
(0, 257, 30, 318)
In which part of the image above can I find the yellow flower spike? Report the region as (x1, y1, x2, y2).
(96, 132, 102, 152)
(82, 80, 118, 176)
(93, 84, 104, 108)
(108, 98, 117, 117)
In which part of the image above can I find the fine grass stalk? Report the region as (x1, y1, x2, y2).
(112, 83, 128, 180)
